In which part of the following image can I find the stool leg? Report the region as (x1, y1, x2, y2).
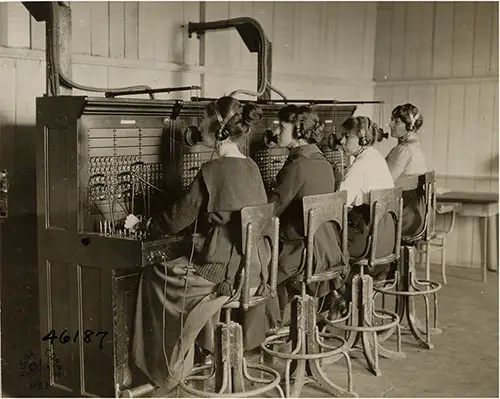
(333, 275, 405, 376)
(482, 216, 488, 283)
(487, 214, 498, 272)
(359, 276, 381, 376)
(214, 324, 231, 393)
(405, 247, 434, 350)
(419, 242, 425, 269)
(425, 241, 431, 281)
(273, 294, 357, 398)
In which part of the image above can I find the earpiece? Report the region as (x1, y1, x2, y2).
(327, 133, 342, 150)
(295, 120, 305, 139)
(213, 100, 237, 142)
(358, 117, 371, 146)
(263, 129, 278, 148)
(184, 126, 202, 146)
(358, 129, 369, 146)
(358, 135, 369, 146)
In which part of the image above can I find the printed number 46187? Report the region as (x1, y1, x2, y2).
(41, 329, 108, 349)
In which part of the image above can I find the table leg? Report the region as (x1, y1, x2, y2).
(487, 214, 498, 272)
(482, 217, 488, 283)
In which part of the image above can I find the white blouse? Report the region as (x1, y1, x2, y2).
(339, 147, 395, 207)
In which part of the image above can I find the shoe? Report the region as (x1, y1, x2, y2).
(193, 345, 213, 367)
(194, 354, 213, 368)
(267, 325, 289, 336)
(327, 297, 348, 321)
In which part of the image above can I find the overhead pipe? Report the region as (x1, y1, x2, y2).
(188, 17, 284, 101)
(48, 3, 156, 98)
(23, 2, 155, 97)
(190, 97, 385, 106)
(105, 85, 202, 98)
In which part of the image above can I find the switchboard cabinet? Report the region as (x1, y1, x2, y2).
(36, 95, 355, 396)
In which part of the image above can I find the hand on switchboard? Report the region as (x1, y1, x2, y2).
(125, 214, 148, 232)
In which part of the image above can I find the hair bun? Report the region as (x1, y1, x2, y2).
(242, 102, 263, 127)
(308, 120, 324, 143)
(314, 121, 324, 134)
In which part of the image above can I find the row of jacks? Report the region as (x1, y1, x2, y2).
(98, 220, 147, 239)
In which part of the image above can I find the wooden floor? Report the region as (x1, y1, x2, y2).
(306, 265, 499, 398)
(1, 265, 498, 398)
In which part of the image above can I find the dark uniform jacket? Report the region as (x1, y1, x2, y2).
(268, 144, 345, 289)
(152, 157, 270, 289)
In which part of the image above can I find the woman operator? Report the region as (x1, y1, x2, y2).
(266, 105, 345, 326)
(125, 96, 270, 394)
(385, 103, 428, 236)
(328, 116, 396, 317)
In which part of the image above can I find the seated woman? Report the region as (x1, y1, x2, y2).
(125, 96, 270, 394)
(385, 103, 427, 236)
(338, 116, 395, 277)
(266, 105, 345, 325)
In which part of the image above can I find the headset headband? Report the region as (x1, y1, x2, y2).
(410, 111, 420, 125)
(214, 100, 239, 135)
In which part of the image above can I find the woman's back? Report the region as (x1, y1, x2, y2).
(202, 157, 267, 214)
(270, 144, 342, 290)
(194, 157, 268, 287)
(341, 147, 394, 207)
(386, 136, 427, 182)
(272, 144, 336, 239)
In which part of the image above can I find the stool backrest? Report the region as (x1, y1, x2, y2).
(302, 190, 349, 284)
(369, 186, 403, 265)
(237, 202, 279, 311)
(422, 171, 437, 241)
(398, 171, 436, 242)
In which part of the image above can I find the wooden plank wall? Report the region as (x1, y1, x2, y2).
(1, 2, 496, 277)
(0, 1, 378, 378)
(374, 2, 499, 269)
(0, 2, 378, 106)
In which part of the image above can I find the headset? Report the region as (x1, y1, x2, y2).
(263, 128, 278, 148)
(214, 99, 239, 142)
(294, 119, 305, 140)
(358, 117, 370, 146)
(183, 99, 240, 146)
(408, 110, 420, 132)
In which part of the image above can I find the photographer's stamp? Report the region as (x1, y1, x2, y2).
(19, 348, 63, 390)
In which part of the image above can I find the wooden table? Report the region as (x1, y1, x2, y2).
(436, 191, 498, 282)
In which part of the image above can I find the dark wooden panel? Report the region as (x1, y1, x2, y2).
(48, 260, 73, 389)
(114, 271, 142, 389)
(80, 265, 114, 396)
(47, 128, 71, 230)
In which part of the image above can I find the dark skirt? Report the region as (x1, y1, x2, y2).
(402, 188, 426, 237)
(271, 223, 345, 321)
(337, 206, 397, 306)
(347, 205, 396, 260)
(132, 257, 226, 392)
(132, 256, 272, 393)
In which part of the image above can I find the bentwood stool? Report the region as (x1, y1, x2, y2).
(417, 201, 462, 285)
(262, 191, 357, 398)
(324, 187, 406, 376)
(374, 172, 442, 350)
(179, 202, 283, 397)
